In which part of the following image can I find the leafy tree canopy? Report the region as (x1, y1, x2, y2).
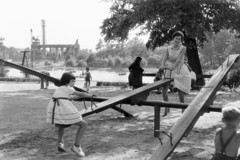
(101, 0, 240, 49)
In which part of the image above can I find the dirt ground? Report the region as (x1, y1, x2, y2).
(1, 82, 240, 160)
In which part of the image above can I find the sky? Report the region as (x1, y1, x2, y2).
(0, 0, 148, 50)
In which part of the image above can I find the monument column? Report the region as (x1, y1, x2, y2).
(49, 47, 52, 58)
(61, 47, 64, 59)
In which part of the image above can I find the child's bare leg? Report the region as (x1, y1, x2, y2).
(88, 81, 91, 87)
(178, 90, 185, 113)
(162, 84, 169, 116)
(58, 127, 65, 143)
(74, 120, 87, 147)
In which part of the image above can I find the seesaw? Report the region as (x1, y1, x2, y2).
(0, 59, 85, 92)
(149, 54, 239, 160)
(78, 78, 173, 116)
(0, 59, 134, 117)
(76, 54, 238, 160)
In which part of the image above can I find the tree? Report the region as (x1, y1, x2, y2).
(228, 32, 240, 55)
(76, 60, 87, 67)
(86, 54, 96, 66)
(114, 56, 124, 68)
(0, 64, 8, 77)
(147, 55, 161, 67)
(125, 37, 149, 58)
(101, 0, 240, 85)
(141, 58, 148, 67)
(96, 39, 104, 51)
(77, 49, 89, 60)
(65, 55, 71, 62)
(107, 56, 115, 68)
(65, 59, 75, 67)
(199, 30, 240, 67)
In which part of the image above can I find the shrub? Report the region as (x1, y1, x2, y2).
(147, 56, 161, 67)
(141, 58, 148, 67)
(107, 57, 115, 68)
(75, 60, 87, 67)
(212, 64, 219, 69)
(86, 54, 96, 66)
(122, 61, 131, 68)
(76, 52, 89, 61)
(65, 55, 71, 62)
(225, 70, 240, 89)
(65, 59, 75, 67)
(114, 56, 123, 68)
(44, 61, 52, 66)
(0, 65, 9, 77)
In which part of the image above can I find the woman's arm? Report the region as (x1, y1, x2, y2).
(172, 46, 186, 69)
(72, 91, 93, 98)
(160, 47, 169, 69)
(129, 63, 134, 71)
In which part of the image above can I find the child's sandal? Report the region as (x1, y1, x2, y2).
(58, 142, 66, 152)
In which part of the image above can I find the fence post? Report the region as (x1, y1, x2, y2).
(41, 79, 44, 89)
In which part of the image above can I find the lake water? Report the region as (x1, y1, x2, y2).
(6, 68, 155, 83)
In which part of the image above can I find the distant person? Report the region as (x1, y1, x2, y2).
(211, 106, 240, 160)
(159, 31, 191, 116)
(128, 57, 144, 89)
(84, 67, 92, 91)
(154, 70, 164, 94)
(45, 71, 50, 89)
(46, 72, 94, 157)
(41, 71, 50, 89)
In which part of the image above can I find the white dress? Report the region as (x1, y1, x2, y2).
(164, 45, 191, 94)
(46, 86, 82, 125)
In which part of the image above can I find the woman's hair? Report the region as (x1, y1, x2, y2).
(135, 56, 142, 65)
(59, 72, 76, 86)
(172, 31, 184, 40)
(129, 56, 142, 70)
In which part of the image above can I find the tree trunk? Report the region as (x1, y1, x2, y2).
(184, 37, 204, 87)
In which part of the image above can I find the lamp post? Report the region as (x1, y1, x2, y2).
(30, 29, 34, 68)
(0, 37, 5, 59)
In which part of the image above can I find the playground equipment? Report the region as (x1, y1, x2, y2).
(0, 58, 84, 91)
(77, 54, 239, 160)
(0, 58, 134, 117)
(149, 54, 239, 160)
(1, 54, 239, 159)
(78, 79, 173, 116)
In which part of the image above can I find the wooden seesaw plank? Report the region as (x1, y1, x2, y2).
(79, 96, 223, 112)
(79, 78, 173, 116)
(149, 54, 239, 160)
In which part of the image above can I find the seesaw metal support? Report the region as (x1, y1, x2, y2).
(154, 105, 161, 137)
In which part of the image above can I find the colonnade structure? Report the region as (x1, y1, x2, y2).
(30, 37, 80, 68)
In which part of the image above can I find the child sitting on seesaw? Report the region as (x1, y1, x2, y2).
(46, 72, 94, 157)
(154, 70, 164, 94)
(211, 106, 240, 160)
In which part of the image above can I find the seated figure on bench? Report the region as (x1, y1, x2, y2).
(128, 57, 144, 90)
(211, 106, 240, 160)
(159, 31, 192, 116)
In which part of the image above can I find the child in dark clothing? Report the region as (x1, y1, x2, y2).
(154, 70, 164, 94)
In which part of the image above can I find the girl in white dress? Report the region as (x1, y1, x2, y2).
(159, 31, 192, 116)
(46, 72, 94, 157)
